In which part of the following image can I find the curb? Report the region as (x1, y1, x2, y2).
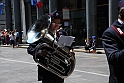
(0, 45, 105, 54)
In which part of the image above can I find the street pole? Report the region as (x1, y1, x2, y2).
(13, 0, 22, 43)
(109, 0, 112, 26)
(109, 0, 118, 26)
(5, 0, 12, 31)
(37, 0, 44, 19)
(49, 0, 51, 14)
(20, 0, 26, 40)
(86, 0, 89, 41)
(49, 0, 57, 14)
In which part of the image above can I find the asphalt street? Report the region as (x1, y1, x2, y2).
(0, 47, 109, 83)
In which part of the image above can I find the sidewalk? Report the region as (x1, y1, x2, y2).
(74, 46, 105, 54)
(0, 44, 105, 54)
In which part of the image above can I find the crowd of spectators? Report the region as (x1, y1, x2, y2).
(0, 29, 19, 48)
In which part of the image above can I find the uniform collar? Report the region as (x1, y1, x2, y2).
(118, 19, 124, 24)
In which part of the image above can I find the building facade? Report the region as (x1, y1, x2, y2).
(0, 0, 119, 46)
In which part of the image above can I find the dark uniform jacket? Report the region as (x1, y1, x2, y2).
(102, 19, 124, 83)
(27, 31, 64, 82)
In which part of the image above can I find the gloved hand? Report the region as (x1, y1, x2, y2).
(70, 50, 75, 56)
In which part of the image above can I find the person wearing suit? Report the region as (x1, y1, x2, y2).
(102, 0, 124, 83)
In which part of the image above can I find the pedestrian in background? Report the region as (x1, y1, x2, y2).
(0, 30, 2, 45)
(2, 29, 6, 45)
(84, 37, 92, 53)
(9, 31, 15, 48)
(57, 27, 67, 37)
(5, 32, 9, 45)
(14, 30, 19, 46)
(91, 36, 96, 53)
(102, 0, 124, 83)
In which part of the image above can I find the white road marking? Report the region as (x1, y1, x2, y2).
(74, 69, 109, 77)
(0, 58, 36, 65)
(0, 57, 109, 77)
